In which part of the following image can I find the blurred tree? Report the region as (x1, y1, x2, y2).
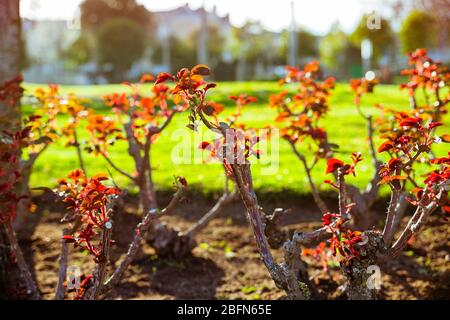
(63, 33, 95, 67)
(350, 15, 395, 67)
(417, 0, 450, 12)
(79, 0, 153, 82)
(280, 29, 319, 64)
(169, 36, 197, 73)
(277, 30, 289, 66)
(392, 0, 449, 51)
(246, 31, 273, 65)
(231, 22, 281, 80)
(230, 24, 251, 81)
(80, 0, 152, 30)
(97, 18, 146, 82)
(319, 23, 361, 78)
(400, 10, 439, 53)
(191, 25, 225, 69)
(418, 0, 449, 49)
(297, 29, 319, 60)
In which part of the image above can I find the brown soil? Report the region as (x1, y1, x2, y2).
(22, 193, 450, 300)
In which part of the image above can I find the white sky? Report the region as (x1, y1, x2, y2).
(20, 0, 398, 35)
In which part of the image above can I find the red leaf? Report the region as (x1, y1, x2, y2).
(80, 274, 93, 288)
(400, 117, 422, 127)
(62, 235, 76, 243)
(326, 158, 344, 174)
(191, 64, 210, 76)
(431, 155, 450, 165)
(324, 179, 338, 189)
(199, 141, 211, 150)
(378, 141, 393, 153)
(388, 158, 403, 170)
(155, 73, 174, 85)
(378, 175, 406, 185)
(139, 74, 154, 83)
(177, 176, 188, 188)
(93, 172, 109, 181)
(440, 134, 450, 143)
(428, 122, 443, 130)
(204, 83, 216, 91)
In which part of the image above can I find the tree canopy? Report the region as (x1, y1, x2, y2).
(350, 15, 395, 66)
(400, 10, 438, 53)
(97, 18, 146, 82)
(80, 0, 152, 30)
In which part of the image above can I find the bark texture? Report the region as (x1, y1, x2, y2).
(341, 231, 386, 300)
(0, 0, 33, 299)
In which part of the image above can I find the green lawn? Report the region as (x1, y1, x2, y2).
(22, 81, 449, 197)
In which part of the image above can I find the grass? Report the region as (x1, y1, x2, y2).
(22, 81, 449, 197)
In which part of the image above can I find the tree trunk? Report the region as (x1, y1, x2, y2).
(0, 225, 27, 299)
(14, 162, 44, 240)
(341, 231, 386, 300)
(0, 0, 33, 299)
(0, 0, 21, 82)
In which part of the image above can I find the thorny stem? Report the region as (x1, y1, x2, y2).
(124, 121, 142, 171)
(139, 140, 157, 211)
(102, 211, 157, 293)
(224, 175, 230, 195)
(294, 227, 332, 247)
(409, 93, 417, 110)
(422, 86, 430, 106)
(54, 217, 82, 300)
(405, 148, 423, 168)
(123, 109, 178, 212)
(288, 139, 329, 215)
(366, 115, 379, 168)
(231, 164, 316, 299)
(231, 163, 282, 284)
(382, 189, 402, 246)
(195, 99, 317, 298)
(73, 129, 86, 175)
(283, 234, 310, 300)
(140, 133, 153, 188)
(354, 98, 368, 120)
(388, 187, 444, 258)
(102, 188, 184, 294)
(281, 101, 303, 117)
(90, 222, 113, 300)
(433, 87, 443, 121)
(337, 168, 348, 220)
(196, 103, 224, 135)
(354, 97, 381, 203)
(102, 153, 136, 182)
(323, 135, 378, 228)
(54, 228, 69, 300)
(150, 110, 178, 135)
(184, 192, 236, 238)
(389, 192, 408, 237)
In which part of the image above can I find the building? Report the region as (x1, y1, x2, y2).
(22, 18, 93, 84)
(152, 4, 233, 72)
(22, 4, 234, 83)
(153, 4, 232, 41)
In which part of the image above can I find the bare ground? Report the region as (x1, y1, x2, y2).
(22, 192, 450, 300)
